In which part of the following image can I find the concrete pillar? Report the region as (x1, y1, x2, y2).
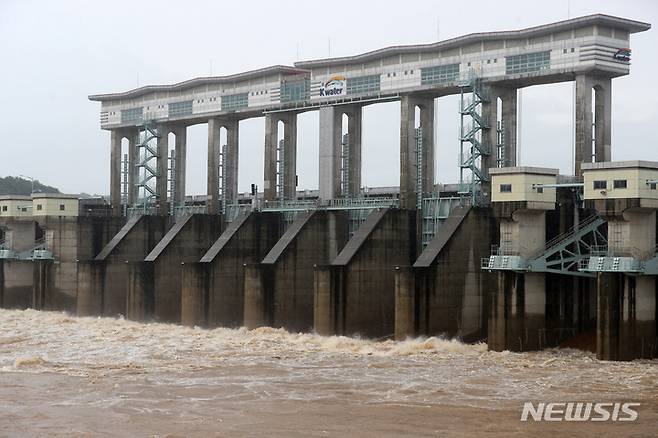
(156, 126, 169, 214)
(313, 265, 344, 336)
(127, 129, 139, 205)
(575, 75, 612, 176)
(523, 273, 547, 350)
(488, 210, 547, 352)
(318, 105, 363, 200)
(597, 271, 657, 361)
(400, 95, 434, 210)
(486, 87, 518, 168)
(32, 259, 52, 310)
(224, 119, 240, 205)
(173, 125, 187, 206)
(207, 119, 221, 214)
(181, 263, 208, 327)
(243, 264, 268, 329)
(394, 266, 416, 340)
(76, 261, 104, 317)
(110, 130, 122, 215)
(346, 106, 363, 196)
(264, 112, 297, 201)
(126, 261, 154, 321)
(318, 106, 342, 200)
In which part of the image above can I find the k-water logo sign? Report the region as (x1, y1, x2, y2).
(320, 76, 346, 97)
(521, 402, 640, 422)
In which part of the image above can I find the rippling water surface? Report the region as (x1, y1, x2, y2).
(0, 309, 656, 437)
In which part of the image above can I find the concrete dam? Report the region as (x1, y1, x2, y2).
(0, 14, 655, 362)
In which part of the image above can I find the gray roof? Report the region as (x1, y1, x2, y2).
(89, 65, 309, 102)
(295, 14, 650, 68)
(88, 14, 650, 103)
(582, 160, 658, 171)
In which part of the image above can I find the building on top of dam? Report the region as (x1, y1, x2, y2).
(88, 13, 650, 217)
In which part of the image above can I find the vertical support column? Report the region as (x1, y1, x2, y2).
(127, 128, 139, 205)
(181, 263, 208, 327)
(174, 125, 187, 206)
(243, 264, 266, 329)
(318, 106, 342, 200)
(224, 119, 240, 204)
(502, 88, 518, 167)
(574, 75, 592, 177)
(313, 265, 344, 336)
(394, 266, 416, 340)
(110, 130, 122, 215)
(126, 261, 154, 321)
(345, 106, 363, 197)
(487, 87, 518, 169)
(207, 119, 221, 214)
(281, 112, 298, 200)
(400, 95, 435, 210)
(263, 114, 278, 201)
(156, 125, 169, 215)
(575, 75, 612, 176)
(594, 78, 612, 163)
(264, 112, 298, 201)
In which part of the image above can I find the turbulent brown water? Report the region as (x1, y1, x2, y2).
(0, 309, 656, 437)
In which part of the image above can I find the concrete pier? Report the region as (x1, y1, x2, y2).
(399, 95, 434, 210)
(264, 112, 297, 201)
(76, 215, 169, 317)
(401, 206, 496, 342)
(575, 75, 612, 176)
(139, 214, 222, 323)
(180, 262, 209, 327)
(0, 260, 33, 309)
(207, 119, 239, 214)
(318, 105, 362, 199)
(314, 208, 415, 338)
(248, 210, 348, 332)
(180, 212, 281, 328)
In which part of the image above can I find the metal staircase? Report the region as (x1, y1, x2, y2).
(458, 73, 490, 206)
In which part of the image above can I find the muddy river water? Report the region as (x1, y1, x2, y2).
(0, 309, 656, 437)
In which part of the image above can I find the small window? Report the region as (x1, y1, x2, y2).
(493, 58, 497, 63)
(404, 70, 407, 75)
(500, 184, 512, 193)
(571, 48, 575, 53)
(563, 49, 567, 54)
(36, 204, 42, 211)
(487, 59, 491, 64)
(593, 180, 607, 190)
(59, 204, 65, 211)
(613, 179, 627, 189)
(650, 182, 657, 190)
(536, 187, 544, 194)
(410, 69, 413, 74)
(467, 62, 471, 67)
(1, 206, 7, 212)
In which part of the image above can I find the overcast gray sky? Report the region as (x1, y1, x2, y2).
(0, 0, 656, 195)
